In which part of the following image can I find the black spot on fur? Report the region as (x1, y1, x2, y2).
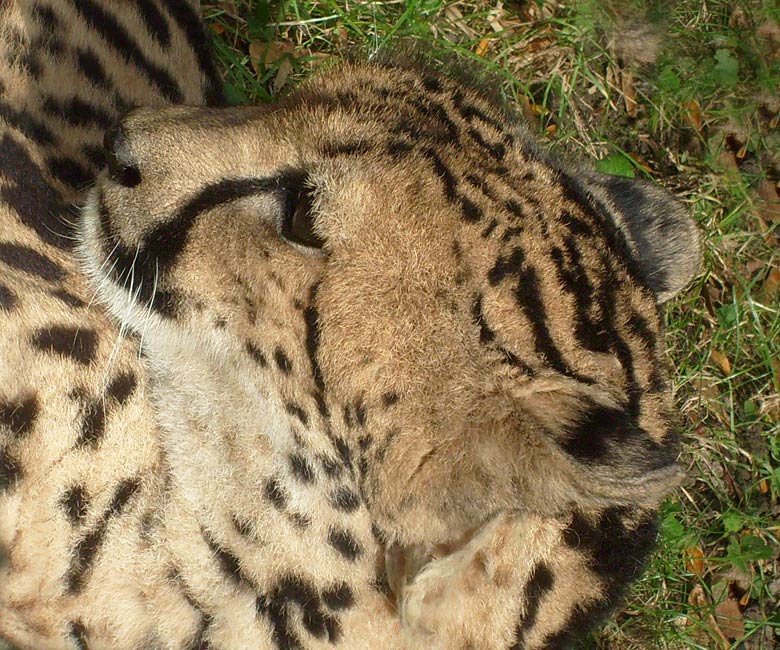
(246, 342, 268, 367)
(319, 454, 342, 478)
(328, 528, 363, 562)
(68, 620, 89, 650)
(334, 437, 351, 468)
(289, 512, 311, 529)
(0, 283, 16, 310)
(0, 242, 66, 281)
(451, 90, 504, 131)
(481, 218, 498, 238)
(264, 477, 287, 511)
(31, 326, 97, 365)
(289, 454, 315, 484)
(322, 582, 355, 611)
(61, 485, 90, 525)
(560, 210, 594, 237)
(258, 574, 343, 649)
(354, 400, 367, 427)
(0, 395, 38, 437)
(31, 3, 61, 30)
(107, 372, 137, 405)
(330, 486, 360, 513)
(564, 507, 657, 582)
(285, 402, 309, 427)
(303, 295, 327, 395)
(342, 406, 354, 429)
(77, 400, 106, 448)
(460, 196, 483, 222)
(232, 515, 255, 539)
(472, 295, 494, 344)
(511, 563, 555, 649)
(203, 530, 243, 583)
(422, 147, 457, 202)
(0, 448, 22, 492)
(274, 347, 292, 374)
(382, 392, 399, 407)
(421, 73, 443, 93)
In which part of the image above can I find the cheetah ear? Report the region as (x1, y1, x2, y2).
(585, 173, 701, 303)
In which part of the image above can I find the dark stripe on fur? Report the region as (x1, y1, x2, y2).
(541, 508, 658, 648)
(131, 0, 171, 48)
(99, 174, 299, 312)
(65, 478, 140, 592)
(0, 135, 73, 249)
(159, 0, 226, 105)
(511, 562, 555, 649)
(74, 47, 112, 89)
(0, 102, 57, 146)
(0, 241, 66, 280)
(47, 155, 93, 190)
(65, 0, 183, 102)
(42, 95, 114, 130)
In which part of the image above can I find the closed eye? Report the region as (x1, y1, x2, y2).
(281, 185, 324, 249)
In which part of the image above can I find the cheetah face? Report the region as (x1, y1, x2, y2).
(78, 63, 698, 548)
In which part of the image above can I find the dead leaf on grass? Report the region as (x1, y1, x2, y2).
(756, 179, 780, 223)
(763, 267, 780, 297)
(714, 595, 745, 641)
(475, 37, 490, 57)
(688, 583, 709, 608)
(684, 545, 705, 577)
(683, 99, 702, 132)
(249, 41, 294, 76)
(710, 349, 732, 376)
(621, 69, 637, 118)
(745, 258, 765, 276)
(272, 57, 293, 94)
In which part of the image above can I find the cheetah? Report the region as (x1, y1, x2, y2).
(0, 1, 700, 649)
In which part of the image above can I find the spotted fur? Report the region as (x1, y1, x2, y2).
(0, 2, 700, 649)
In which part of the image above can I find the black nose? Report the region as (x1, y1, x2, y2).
(103, 125, 141, 188)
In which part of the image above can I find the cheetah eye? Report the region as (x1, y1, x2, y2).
(282, 186, 324, 249)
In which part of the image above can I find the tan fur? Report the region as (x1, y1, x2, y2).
(1, 3, 699, 649)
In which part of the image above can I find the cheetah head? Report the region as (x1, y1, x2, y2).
(78, 62, 699, 552)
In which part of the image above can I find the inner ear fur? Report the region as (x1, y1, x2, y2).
(500, 375, 683, 511)
(582, 171, 701, 303)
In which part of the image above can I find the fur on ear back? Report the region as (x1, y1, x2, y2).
(584, 172, 701, 303)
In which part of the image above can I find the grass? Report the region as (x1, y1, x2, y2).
(202, 1, 780, 648)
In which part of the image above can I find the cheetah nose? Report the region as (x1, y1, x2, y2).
(103, 124, 141, 188)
